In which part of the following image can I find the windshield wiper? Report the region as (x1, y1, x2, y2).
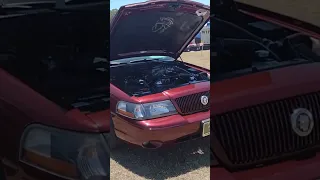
(3, 2, 55, 7)
(110, 62, 127, 65)
(111, 59, 160, 65)
(111, 58, 164, 66)
(0, 3, 55, 13)
(0, 0, 70, 10)
(128, 58, 161, 63)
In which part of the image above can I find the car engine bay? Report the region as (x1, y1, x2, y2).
(211, 10, 320, 79)
(0, 11, 109, 111)
(111, 60, 209, 97)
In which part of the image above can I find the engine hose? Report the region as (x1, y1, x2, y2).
(222, 38, 282, 61)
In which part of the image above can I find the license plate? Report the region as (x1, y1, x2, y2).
(202, 119, 210, 137)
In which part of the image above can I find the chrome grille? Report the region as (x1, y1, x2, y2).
(212, 92, 320, 165)
(174, 91, 210, 115)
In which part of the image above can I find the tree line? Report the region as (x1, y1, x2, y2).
(110, 9, 118, 22)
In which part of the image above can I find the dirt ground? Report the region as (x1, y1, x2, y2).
(181, 50, 210, 69)
(236, 0, 320, 26)
(110, 51, 210, 180)
(110, 138, 210, 180)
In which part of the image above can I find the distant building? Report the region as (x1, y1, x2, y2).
(200, 21, 210, 46)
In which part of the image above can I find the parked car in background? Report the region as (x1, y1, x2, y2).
(211, 1, 320, 180)
(0, 1, 109, 179)
(185, 41, 201, 51)
(110, 0, 210, 149)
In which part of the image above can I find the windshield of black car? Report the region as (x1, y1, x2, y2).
(110, 11, 203, 58)
(110, 56, 175, 65)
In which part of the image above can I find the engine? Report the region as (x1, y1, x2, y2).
(211, 15, 320, 77)
(111, 61, 209, 97)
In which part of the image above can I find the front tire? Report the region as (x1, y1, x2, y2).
(106, 118, 123, 150)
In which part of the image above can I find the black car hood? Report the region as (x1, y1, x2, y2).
(110, 0, 210, 60)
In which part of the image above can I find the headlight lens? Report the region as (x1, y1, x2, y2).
(19, 124, 109, 180)
(116, 100, 177, 120)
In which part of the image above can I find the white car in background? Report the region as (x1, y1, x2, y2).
(200, 22, 210, 49)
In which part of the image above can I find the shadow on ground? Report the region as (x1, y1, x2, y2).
(110, 137, 210, 180)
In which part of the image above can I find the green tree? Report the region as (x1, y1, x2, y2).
(110, 9, 118, 22)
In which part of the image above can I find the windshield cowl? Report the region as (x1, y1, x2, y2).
(110, 56, 175, 65)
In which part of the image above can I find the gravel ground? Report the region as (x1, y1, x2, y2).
(110, 138, 210, 180)
(110, 51, 210, 180)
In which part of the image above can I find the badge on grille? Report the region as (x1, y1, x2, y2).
(290, 108, 314, 137)
(200, 95, 209, 105)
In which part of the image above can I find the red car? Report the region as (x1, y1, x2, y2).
(109, 0, 210, 149)
(0, 1, 109, 180)
(211, 1, 320, 180)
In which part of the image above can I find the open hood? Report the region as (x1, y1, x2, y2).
(233, 2, 320, 36)
(110, 0, 210, 60)
(212, 0, 320, 37)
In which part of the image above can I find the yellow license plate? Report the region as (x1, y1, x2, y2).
(202, 119, 210, 137)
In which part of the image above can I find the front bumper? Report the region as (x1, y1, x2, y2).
(112, 110, 210, 148)
(211, 153, 320, 180)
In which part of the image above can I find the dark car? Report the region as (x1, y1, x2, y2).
(109, 0, 210, 149)
(0, 1, 110, 179)
(211, 1, 320, 180)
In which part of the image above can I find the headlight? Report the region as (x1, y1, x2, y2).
(116, 100, 177, 120)
(19, 124, 109, 180)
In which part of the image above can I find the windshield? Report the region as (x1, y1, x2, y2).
(111, 56, 175, 64)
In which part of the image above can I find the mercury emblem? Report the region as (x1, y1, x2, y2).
(200, 95, 209, 105)
(290, 108, 314, 137)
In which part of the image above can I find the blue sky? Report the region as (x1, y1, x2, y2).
(110, 0, 210, 9)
